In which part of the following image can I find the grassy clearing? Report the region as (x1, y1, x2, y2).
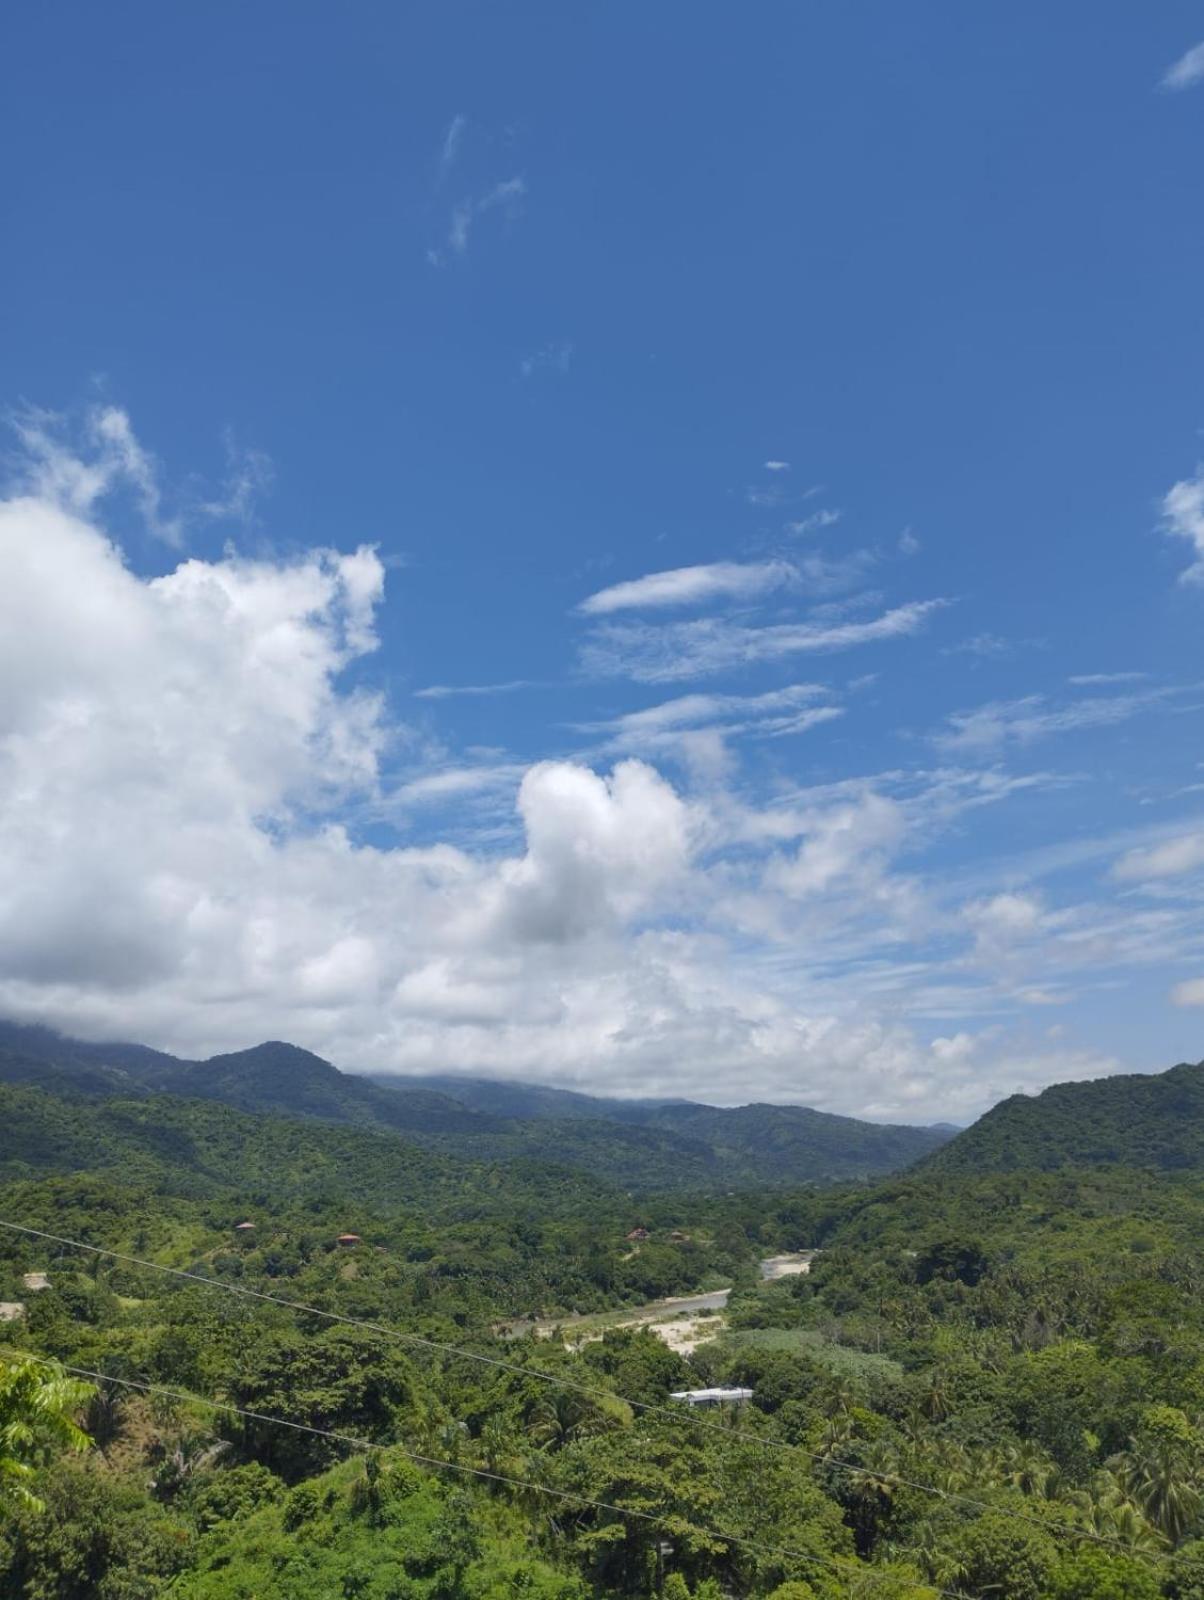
(717, 1325, 903, 1379)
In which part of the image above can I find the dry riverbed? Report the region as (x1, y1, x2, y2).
(502, 1251, 818, 1354)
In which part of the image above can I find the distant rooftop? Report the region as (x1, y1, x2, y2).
(670, 1387, 753, 1406)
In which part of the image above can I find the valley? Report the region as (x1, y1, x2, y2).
(4, 1032, 1204, 1599)
(505, 1253, 817, 1351)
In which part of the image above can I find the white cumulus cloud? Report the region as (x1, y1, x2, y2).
(0, 428, 1178, 1121)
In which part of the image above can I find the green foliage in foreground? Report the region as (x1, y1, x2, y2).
(0, 1358, 92, 1512)
(11, 1078, 1204, 1595)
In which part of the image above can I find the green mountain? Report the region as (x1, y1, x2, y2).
(0, 1020, 953, 1188)
(376, 1073, 955, 1182)
(378, 1071, 677, 1121)
(0, 1023, 492, 1135)
(8, 1036, 1204, 1598)
(631, 1099, 954, 1173)
(920, 1055, 1204, 1175)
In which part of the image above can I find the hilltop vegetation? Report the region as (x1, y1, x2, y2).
(0, 1021, 953, 1189)
(0, 1080, 782, 1322)
(7, 1054, 1204, 1595)
(921, 1058, 1204, 1176)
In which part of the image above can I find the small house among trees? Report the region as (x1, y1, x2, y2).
(336, 1233, 362, 1247)
(670, 1387, 754, 1408)
(625, 1227, 650, 1241)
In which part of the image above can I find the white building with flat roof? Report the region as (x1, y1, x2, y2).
(669, 1387, 753, 1407)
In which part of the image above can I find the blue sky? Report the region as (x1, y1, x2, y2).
(2, 5, 1204, 1119)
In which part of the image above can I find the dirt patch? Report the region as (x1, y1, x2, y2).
(651, 1312, 725, 1355)
(759, 1252, 818, 1281)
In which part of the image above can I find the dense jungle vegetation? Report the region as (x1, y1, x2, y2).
(4, 1056, 1204, 1598)
(0, 1023, 953, 1189)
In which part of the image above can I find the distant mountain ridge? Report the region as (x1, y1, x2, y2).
(0, 1019, 952, 1189)
(919, 1056, 1204, 1175)
(372, 1072, 683, 1122)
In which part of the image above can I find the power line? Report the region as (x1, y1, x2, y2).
(12, 1352, 962, 1600)
(0, 1217, 1159, 1565)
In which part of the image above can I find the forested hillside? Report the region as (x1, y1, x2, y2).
(0, 1022, 952, 1189)
(8, 1063, 1204, 1595)
(921, 1057, 1204, 1175)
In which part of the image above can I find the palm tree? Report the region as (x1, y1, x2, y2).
(822, 1378, 857, 1418)
(847, 1438, 900, 1554)
(894, 1522, 968, 1591)
(1112, 1438, 1202, 1545)
(149, 1432, 229, 1500)
(919, 1370, 950, 1423)
(82, 1379, 125, 1456)
(1066, 1468, 1167, 1552)
(477, 1416, 528, 1483)
(816, 1412, 855, 1461)
(992, 1439, 1054, 1498)
(524, 1389, 628, 1451)
(0, 1355, 93, 1511)
(1105, 1499, 1169, 1553)
(920, 1437, 971, 1495)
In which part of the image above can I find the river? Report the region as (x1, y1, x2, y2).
(504, 1250, 817, 1345)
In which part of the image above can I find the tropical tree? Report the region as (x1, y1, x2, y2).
(524, 1388, 629, 1452)
(1065, 1469, 1166, 1552)
(1111, 1435, 1202, 1545)
(991, 1439, 1056, 1498)
(0, 1355, 93, 1511)
(148, 1431, 230, 1501)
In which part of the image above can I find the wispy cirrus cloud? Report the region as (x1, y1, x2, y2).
(934, 686, 1182, 753)
(581, 598, 948, 683)
(578, 559, 796, 616)
(1113, 829, 1204, 882)
(414, 679, 539, 700)
(438, 113, 466, 180)
(746, 483, 792, 508)
(785, 508, 842, 536)
(1069, 671, 1149, 687)
(195, 432, 274, 527)
(12, 403, 183, 546)
(520, 341, 574, 379)
(429, 176, 526, 265)
(1162, 40, 1204, 91)
(942, 632, 1019, 660)
(582, 683, 842, 748)
(1163, 465, 1204, 582)
(390, 763, 526, 808)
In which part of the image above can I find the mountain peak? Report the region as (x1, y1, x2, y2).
(921, 1055, 1204, 1176)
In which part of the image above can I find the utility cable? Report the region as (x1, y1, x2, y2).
(10, 1352, 963, 1600)
(0, 1216, 1161, 1565)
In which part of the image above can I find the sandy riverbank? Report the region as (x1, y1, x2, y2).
(505, 1250, 820, 1354)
